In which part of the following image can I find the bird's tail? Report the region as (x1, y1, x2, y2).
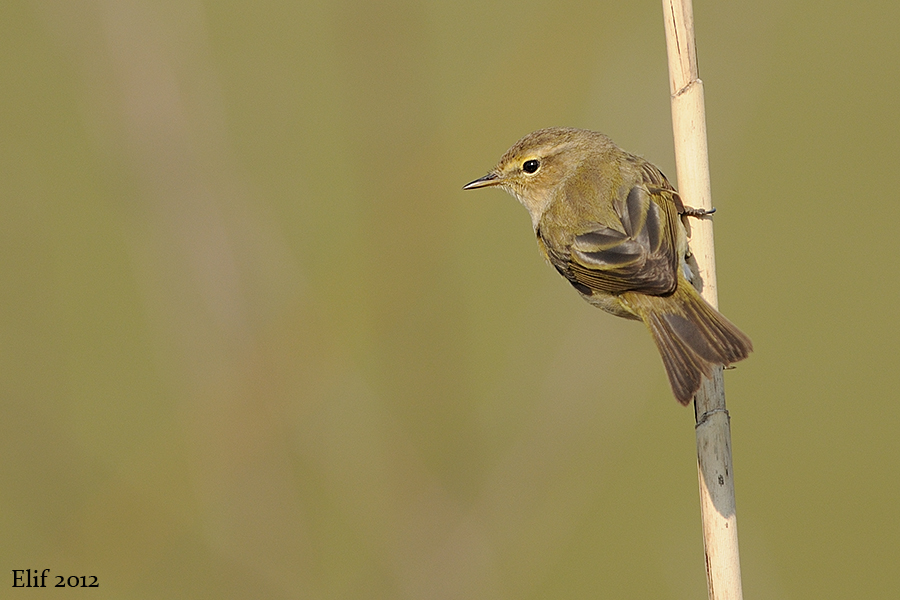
(627, 278, 753, 405)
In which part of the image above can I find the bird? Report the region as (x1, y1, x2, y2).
(463, 127, 752, 405)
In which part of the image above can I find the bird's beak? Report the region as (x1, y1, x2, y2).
(463, 172, 501, 190)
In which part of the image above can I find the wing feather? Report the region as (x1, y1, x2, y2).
(546, 179, 682, 296)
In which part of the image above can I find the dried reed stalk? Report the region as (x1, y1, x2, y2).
(662, 1, 744, 598)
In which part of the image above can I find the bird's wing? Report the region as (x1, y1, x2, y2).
(637, 160, 687, 214)
(557, 182, 683, 296)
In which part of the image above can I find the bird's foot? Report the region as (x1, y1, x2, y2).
(682, 206, 716, 218)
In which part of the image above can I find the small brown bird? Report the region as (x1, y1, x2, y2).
(463, 127, 752, 405)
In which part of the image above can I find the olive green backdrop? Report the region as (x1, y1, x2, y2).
(2, 1, 898, 598)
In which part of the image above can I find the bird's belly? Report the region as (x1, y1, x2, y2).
(581, 290, 642, 320)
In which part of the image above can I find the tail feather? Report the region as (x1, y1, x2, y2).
(630, 279, 753, 405)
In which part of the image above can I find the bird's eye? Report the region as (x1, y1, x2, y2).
(522, 159, 540, 174)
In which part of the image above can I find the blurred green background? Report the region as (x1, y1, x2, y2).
(2, 1, 898, 598)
